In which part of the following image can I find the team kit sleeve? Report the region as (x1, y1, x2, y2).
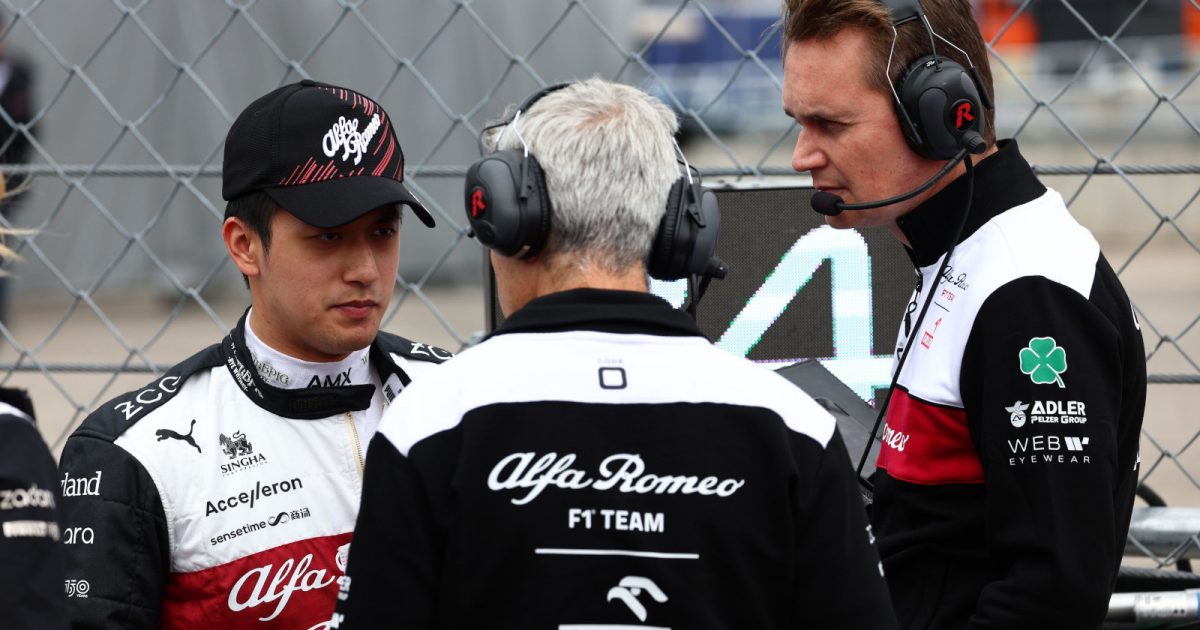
(792, 429, 900, 629)
(960, 277, 1128, 629)
(0, 415, 69, 630)
(332, 435, 442, 629)
(58, 433, 171, 628)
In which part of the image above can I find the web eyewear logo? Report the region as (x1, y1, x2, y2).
(1020, 337, 1067, 387)
(1006, 401, 1029, 428)
(1007, 434, 1091, 466)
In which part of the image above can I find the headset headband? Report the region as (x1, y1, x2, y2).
(880, 0, 924, 25)
(480, 83, 572, 148)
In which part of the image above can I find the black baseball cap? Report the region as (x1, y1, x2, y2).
(222, 80, 435, 229)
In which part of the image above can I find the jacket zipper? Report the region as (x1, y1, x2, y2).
(344, 411, 365, 477)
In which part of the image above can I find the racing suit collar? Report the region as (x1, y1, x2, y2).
(221, 309, 400, 419)
(492, 288, 707, 338)
(896, 139, 1046, 268)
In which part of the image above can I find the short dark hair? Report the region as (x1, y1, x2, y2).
(782, 0, 996, 147)
(225, 191, 279, 288)
(225, 191, 279, 251)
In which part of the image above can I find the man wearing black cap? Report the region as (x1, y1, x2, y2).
(57, 80, 450, 629)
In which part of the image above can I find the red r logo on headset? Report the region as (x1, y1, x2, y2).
(470, 188, 487, 218)
(954, 102, 975, 130)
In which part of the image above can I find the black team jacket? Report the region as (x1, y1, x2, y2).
(0, 388, 68, 629)
(333, 289, 899, 629)
(871, 140, 1146, 629)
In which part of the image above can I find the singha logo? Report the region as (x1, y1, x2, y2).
(220, 431, 254, 459)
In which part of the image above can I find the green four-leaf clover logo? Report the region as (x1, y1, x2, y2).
(1019, 337, 1067, 388)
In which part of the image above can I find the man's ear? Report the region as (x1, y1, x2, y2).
(223, 217, 262, 278)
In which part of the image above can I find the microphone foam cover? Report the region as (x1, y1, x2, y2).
(811, 191, 844, 216)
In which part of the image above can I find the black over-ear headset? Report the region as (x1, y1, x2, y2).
(851, 0, 991, 495)
(464, 83, 727, 282)
(810, 0, 993, 216)
(885, 0, 992, 160)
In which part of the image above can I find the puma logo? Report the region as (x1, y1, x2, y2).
(156, 419, 201, 453)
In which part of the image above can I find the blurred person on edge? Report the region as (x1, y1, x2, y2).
(328, 77, 898, 630)
(0, 173, 68, 630)
(57, 80, 452, 628)
(781, 0, 1146, 628)
(0, 9, 35, 324)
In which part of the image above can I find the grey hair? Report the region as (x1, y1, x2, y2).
(484, 78, 681, 273)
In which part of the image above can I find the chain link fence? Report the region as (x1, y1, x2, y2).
(0, 0, 1196, 573)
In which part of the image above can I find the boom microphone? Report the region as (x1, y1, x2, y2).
(810, 135, 982, 216)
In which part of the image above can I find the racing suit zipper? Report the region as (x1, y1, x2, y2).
(344, 411, 365, 477)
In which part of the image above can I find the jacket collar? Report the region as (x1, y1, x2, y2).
(896, 139, 1045, 268)
(220, 309, 404, 419)
(492, 288, 707, 338)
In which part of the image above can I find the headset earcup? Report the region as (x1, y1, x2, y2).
(464, 151, 522, 255)
(649, 178, 688, 280)
(688, 188, 721, 276)
(896, 55, 984, 160)
(522, 155, 553, 258)
(893, 65, 926, 154)
(462, 150, 553, 259)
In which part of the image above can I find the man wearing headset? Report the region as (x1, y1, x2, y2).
(329, 78, 897, 629)
(781, 0, 1145, 628)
